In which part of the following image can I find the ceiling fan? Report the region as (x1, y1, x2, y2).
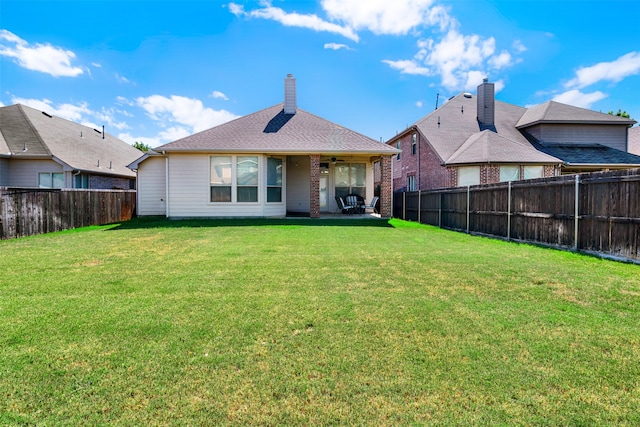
(322, 156, 345, 164)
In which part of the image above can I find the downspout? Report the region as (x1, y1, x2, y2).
(73, 170, 81, 188)
(164, 151, 169, 218)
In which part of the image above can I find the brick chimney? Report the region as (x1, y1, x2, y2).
(477, 78, 495, 130)
(284, 74, 297, 115)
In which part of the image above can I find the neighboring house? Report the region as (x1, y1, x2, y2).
(129, 75, 399, 218)
(0, 104, 141, 189)
(629, 126, 640, 156)
(387, 80, 639, 191)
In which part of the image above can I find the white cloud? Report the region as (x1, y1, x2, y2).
(552, 89, 607, 108)
(324, 42, 351, 51)
(11, 97, 129, 131)
(416, 101, 423, 108)
(229, 2, 359, 42)
(381, 59, 430, 76)
(136, 94, 239, 134)
(321, 0, 448, 35)
(115, 73, 131, 84)
(488, 51, 512, 70)
(565, 51, 640, 89)
(118, 133, 161, 148)
(211, 91, 229, 100)
(0, 30, 83, 77)
(512, 39, 527, 53)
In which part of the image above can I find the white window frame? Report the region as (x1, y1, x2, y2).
(523, 165, 544, 180)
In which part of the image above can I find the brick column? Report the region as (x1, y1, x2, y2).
(380, 155, 392, 218)
(309, 154, 320, 218)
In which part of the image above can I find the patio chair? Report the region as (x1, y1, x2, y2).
(335, 196, 355, 215)
(363, 196, 379, 214)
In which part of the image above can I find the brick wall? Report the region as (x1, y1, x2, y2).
(390, 130, 451, 191)
(309, 154, 320, 218)
(89, 175, 133, 190)
(481, 165, 501, 184)
(380, 155, 392, 217)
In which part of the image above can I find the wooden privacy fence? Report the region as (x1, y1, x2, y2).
(0, 187, 136, 239)
(394, 168, 640, 262)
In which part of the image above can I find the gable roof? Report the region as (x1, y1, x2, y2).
(155, 103, 398, 156)
(447, 129, 560, 165)
(532, 142, 640, 166)
(410, 93, 550, 165)
(629, 126, 640, 156)
(0, 104, 141, 177)
(516, 101, 636, 128)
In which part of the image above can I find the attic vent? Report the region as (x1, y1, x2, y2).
(42, 111, 52, 118)
(463, 93, 472, 98)
(94, 128, 102, 134)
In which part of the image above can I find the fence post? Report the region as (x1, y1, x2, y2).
(466, 186, 470, 234)
(402, 191, 406, 220)
(507, 181, 511, 241)
(574, 174, 580, 251)
(418, 191, 421, 223)
(438, 192, 442, 228)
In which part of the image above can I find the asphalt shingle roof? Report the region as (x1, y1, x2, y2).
(0, 104, 141, 178)
(532, 142, 640, 165)
(516, 101, 636, 128)
(447, 129, 560, 165)
(411, 93, 550, 165)
(157, 104, 399, 155)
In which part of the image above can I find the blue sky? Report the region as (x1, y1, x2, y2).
(1, 0, 639, 147)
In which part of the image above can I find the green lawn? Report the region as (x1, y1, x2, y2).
(1, 217, 639, 426)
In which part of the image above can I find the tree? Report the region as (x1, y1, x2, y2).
(133, 141, 151, 152)
(607, 109, 631, 119)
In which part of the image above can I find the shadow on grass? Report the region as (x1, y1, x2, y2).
(108, 216, 395, 231)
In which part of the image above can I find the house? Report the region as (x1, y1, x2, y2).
(629, 126, 640, 156)
(0, 104, 141, 189)
(129, 75, 399, 218)
(387, 80, 639, 191)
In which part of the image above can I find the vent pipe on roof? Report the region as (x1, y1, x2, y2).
(103, 125, 105, 140)
(284, 74, 297, 115)
(477, 78, 495, 130)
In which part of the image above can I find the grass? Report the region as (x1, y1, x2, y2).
(1, 217, 639, 426)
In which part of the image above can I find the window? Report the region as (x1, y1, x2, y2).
(396, 141, 401, 160)
(237, 156, 258, 202)
(458, 166, 480, 186)
(267, 157, 282, 203)
(210, 156, 232, 202)
(500, 165, 520, 182)
(39, 172, 64, 189)
(412, 133, 417, 155)
(523, 165, 544, 180)
(210, 156, 260, 203)
(335, 163, 366, 198)
(74, 174, 89, 189)
(408, 175, 416, 191)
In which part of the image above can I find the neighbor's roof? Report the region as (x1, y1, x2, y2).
(155, 103, 399, 155)
(629, 126, 640, 156)
(0, 104, 141, 177)
(447, 129, 561, 165)
(408, 93, 551, 165)
(516, 101, 637, 128)
(532, 142, 640, 166)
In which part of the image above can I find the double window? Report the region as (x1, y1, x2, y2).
(335, 163, 366, 198)
(39, 172, 64, 189)
(210, 155, 282, 203)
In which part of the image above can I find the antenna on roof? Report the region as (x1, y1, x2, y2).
(435, 93, 440, 110)
(102, 125, 105, 140)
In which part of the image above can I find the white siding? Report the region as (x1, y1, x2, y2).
(286, 156, 310, 213)
(529, 124, 628, 151)
(8, 159, 62, 187)
(166, 153, 286, 218)
(0, 158, 9, 186)
(137, 156, 166, 216)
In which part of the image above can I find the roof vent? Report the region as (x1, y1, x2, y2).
(284, 74, 296, 115)
(42, 111, 52, 118)
(463, 92, 472, 98)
